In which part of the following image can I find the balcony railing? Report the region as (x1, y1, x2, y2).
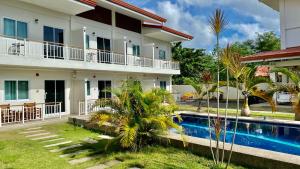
(0, 35, 180, 70)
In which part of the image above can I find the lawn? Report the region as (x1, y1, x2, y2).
(178, 104, 295, 120)
(0, 122, 249, 169)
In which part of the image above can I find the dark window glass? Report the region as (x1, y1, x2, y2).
(116, 12, 141, 33)
(160, 81, 167, 90)
(98, 80, 112, 99)
(87, 81, 91, 96)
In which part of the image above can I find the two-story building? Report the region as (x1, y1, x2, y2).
(241, 0, 300, 103)
(0, 0, 192, 126)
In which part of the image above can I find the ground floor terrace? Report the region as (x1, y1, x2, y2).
(0, 67, 172, 127)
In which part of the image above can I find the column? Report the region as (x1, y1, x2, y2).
(124, 36, 127, 65)
(152, 43, 155, 68)
(84, 78, 88, 115)
(83, 27, 87, 62)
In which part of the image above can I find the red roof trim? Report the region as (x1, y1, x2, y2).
(108, 0, 167, 23)
(79, 0, 97, 7)
(143, 24, 193, 40)
(241, 46, 300, 62)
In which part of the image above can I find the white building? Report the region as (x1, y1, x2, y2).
(0, 0, 192, 125)
(242, 0, 300, 103)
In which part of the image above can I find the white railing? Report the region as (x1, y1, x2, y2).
(0, 102, 62, 127)
(0, 35, 180, 70)
(78, 99, 111, 116)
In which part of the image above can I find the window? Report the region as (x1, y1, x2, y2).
(4, 18, 28, 39)
(44, 26, 64, 44)
(87, 81, 91, 96)
(5, 80, 29, 100)
(159, 50, 166, 60)
(133, 45, 140, 57)
(160, 81, 167, 90)
(275, 72, 282, 83)
(98, 81, 111, 99)
(85, 35, 90, 49)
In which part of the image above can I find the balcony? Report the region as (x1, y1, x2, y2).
(0, 36, 180, 75)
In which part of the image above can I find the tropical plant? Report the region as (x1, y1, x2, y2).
(271, 67, 300, 120)
(209, 8, 227, 165)
(91, 80, 182, 151)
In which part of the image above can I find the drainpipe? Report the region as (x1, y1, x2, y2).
(83, 27, 87, 62)
(124, 36, 127, 65)
(84, 78, 88, 115)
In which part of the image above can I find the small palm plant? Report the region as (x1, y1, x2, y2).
(91, 80, 182, 151)
(271, 67, 300, 120)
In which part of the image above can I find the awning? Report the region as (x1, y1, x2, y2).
(241, 46, 300, 63)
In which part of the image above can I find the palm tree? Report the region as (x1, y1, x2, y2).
(209, 8, 227, 164)
(271, 67, 300, 120)
(91, 80, 182, 151)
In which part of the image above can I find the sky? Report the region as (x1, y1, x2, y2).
(126, 0, 280, 51)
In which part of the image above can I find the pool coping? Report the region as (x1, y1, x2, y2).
(163, 132, 300, 168)
(177, 111, 300, 127)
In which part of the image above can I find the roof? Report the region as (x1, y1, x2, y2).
(142, 23, 194, 40)
(241, 46, 300, 62)
(79, 0, 97, 7)
(107, 0, 167, 23)
(259, 0, 279, 11)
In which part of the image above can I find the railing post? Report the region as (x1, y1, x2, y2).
(23, 38, 27, 56)
(22, 106, 25, 124)
(59, 102, 62, 119)
(124, 36, 127, 65)
(65, 44, 69, 60)
(0, 108, 2, 127)
(78, 102, 81, 116)
(152, 43, 155, 68)
(84, 79, 88, 115)
(46, 42, 49, 58)
(42, 103, 45, 121)
(83, 27, 87, 62)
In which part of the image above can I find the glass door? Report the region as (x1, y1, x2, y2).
(45, 80, 65, 112)
(97, 37, 111, 63)
(44, 26, 64, 59)
(98, 80, 111, 99)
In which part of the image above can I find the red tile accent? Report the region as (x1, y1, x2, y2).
(79, 0, 97, 7)
(108, 0, 167, 22)
(143, 24, 193, 40)
(241, 46, 300, 62)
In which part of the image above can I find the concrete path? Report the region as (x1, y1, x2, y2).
(86, 160, 122, 169)
(31, 135, 58, 140)
(41, 138, 65, 143)
(50, 144, 82, 153)
(26, 132, 51, 138)
(19, 130, 46, 134)
(44, 141, 72, 148)
(59, 150, 89, 158)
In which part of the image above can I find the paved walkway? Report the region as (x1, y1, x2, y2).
(20, 126, 122, 169)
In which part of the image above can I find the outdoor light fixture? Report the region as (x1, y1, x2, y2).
(92, 32, 96, 36)
(129, 40, 132, 43)
(35, 73, 39, 77)
(34, 19, 39, 23)
(93, 75, 96, 78)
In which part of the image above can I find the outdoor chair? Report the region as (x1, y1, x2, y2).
(0, 104, 21, 123)
(23, 102, 41, 121)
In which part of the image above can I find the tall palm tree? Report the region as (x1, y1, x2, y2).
(209, 8, 227, 164)
(271, 67, 300, 120)
(91, 80, 182, 151)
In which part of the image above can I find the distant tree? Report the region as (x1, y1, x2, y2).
(172, 42, 216, 84)
(255, 32, 280, 52)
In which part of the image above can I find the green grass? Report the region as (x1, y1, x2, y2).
(178, 104, 295, 120)
(0, 122, 249, 169)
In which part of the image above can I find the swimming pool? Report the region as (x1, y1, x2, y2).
(174, 114, 300, 156)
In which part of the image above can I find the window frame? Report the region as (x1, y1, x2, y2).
(4, 80, 29, 101)
(159, 49, 166, 60)
(132, 44, 140, 57)
(3, 17, 28, 39)
(87, 81, 91, 96)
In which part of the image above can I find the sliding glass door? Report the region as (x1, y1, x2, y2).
(97, 37, 111, 63)
(44, 26, 64, 59)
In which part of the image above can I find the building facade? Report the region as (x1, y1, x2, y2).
(0, 0, 192, 125)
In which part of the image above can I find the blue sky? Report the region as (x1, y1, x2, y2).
(127, 0, 279, 51)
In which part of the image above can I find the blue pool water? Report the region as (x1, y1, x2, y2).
(174, 115, 300, 156)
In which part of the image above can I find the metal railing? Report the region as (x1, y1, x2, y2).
(78, 99, 111, 116)
(0, 102, 62, 127)
(0, 35, 180, 70)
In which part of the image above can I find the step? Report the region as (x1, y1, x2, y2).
(98, 135, 114, 140)
(41, 138, 65, 143)
(19, 130, 46, 134)
(50, 144, 82, 153)
(86, 164, 108, 169)
(83, 138, 98, 144)
(26, 132, 51, 138)
(69, 156, 96, 165)
(25, 127, 42, 131)
(59, 149, 89, 158)
(44, 141, 72, 148)
(31, 135, 58, 141)
(86, 160, 122, 169)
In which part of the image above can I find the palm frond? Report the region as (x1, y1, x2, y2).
(208, 8, 227, 37)
(251, 88, 277, 112)
(271, 67, 300, 85)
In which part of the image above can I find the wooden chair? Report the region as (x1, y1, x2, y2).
(24, 102, 41, 121)
(0, 104, 11, 123)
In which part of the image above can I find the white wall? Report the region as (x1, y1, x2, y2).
(280, 0, 300, 48)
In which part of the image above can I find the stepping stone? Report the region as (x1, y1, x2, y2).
(50, 144, 82, 153)
(83, 138, 98, 144)
(20, 130, 46, 134)
(86, 164, 108, 169)
(69, 156, 96, 165)
(105, 160, 121, 167)
(59, 149, 88, 158)
(129, 168, 141, 169)
(44, 141, 72, 148)
(41, 138, 65, 143)
(26, 132, 50, 138)
(25, 127, 42, 130)
(98, 135, 114, 140)
(31, 135, 58, 141)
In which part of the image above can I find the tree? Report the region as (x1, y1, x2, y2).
(208, 8, 227, 165)
(172, 42, 217, 84)
(271, 68, 300, 121)
(91, 80, 182, 151)
(255, 32, 280, 52)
